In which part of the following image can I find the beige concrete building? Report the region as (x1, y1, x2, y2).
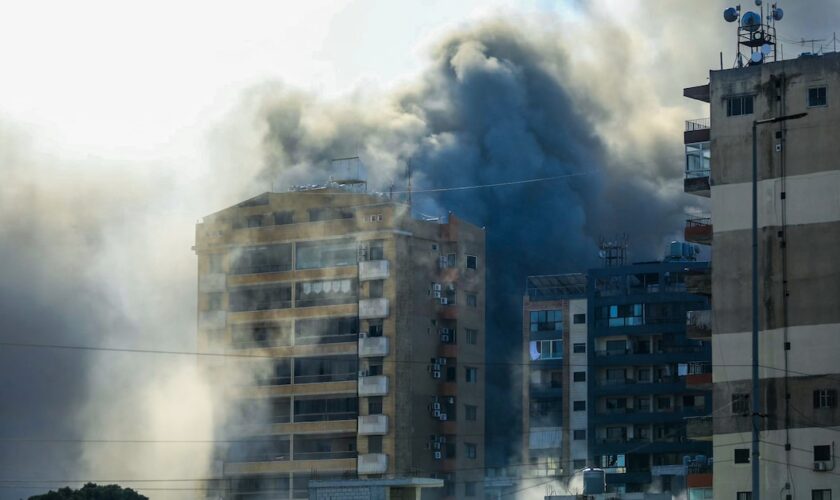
(683, 51, 840, 500)
(194, 186, 485, 499)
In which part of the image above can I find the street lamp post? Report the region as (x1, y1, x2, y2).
(751, 112, 806, 500)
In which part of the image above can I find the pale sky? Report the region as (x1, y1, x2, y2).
(0, 0, 566, 162)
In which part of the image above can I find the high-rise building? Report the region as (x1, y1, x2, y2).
(586, 251, 711, 494)
(194, 185, 485, 499)
(683, 51, 840, 500)
(521, 246, 712, 496)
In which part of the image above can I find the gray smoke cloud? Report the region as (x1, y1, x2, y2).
(1, 2, 838, 498)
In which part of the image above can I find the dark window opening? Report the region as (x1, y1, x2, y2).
(734, 448, 750, 464)
(573, 313, 586, 324)
(466, 255, 477, 270)
(809, 86, 828, 107)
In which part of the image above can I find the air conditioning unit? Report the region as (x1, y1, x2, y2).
(359, 331, 367, 339)
(433, 409, 441, 418)
(433, 442, 441, 450)
(434, 451, 442, 460)
(447, 397, 455, 404)
(814, 461, 829, 471)
(432, 370, 441, 379)
(440, 298, 449, 305)
(440, 328, 452, 335)
(358, 370, 369, 378)
(438, 358, 447, 365)
(433, 402, 441, 410)
(446, 283, 455, 291)
(439, 413, 448, 421)
(441, 334, 451, 343)
(433, 291, 442, 299)
(439, 256, 448, 268)
(433, 283, 443, 291)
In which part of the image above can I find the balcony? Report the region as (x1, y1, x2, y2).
(358, 414, 388, 435)
(686, 310, 712, 340)
(528, 427, 562, 450)
(684, 141, 711, 197)
(685, 217, 712, 245)
(199, 273, 226, 293)
(359, 260, 389, 281)
(358, 335, 389, 357)
(686, 416, 713, 441)
(683, 84, 710, 103)
(359, 298, 389, 319)
(358, 375, 388, 396)
(357, 453, 388, 474)
(685, 269, 711, 296)
(684, 118, 710, 144)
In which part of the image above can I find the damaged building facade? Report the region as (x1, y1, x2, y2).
(194, 184, 485, 499)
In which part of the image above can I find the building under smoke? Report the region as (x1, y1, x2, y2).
(194, 175, 486, 499)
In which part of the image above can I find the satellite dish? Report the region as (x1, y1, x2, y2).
(724, 7, 739, 22)
(741, 11, 762, 31)
(761, 43, 773, 55)
(754, 0, 762, 5)
(751, 51, 764, 64)
(773, 7, 784, 21)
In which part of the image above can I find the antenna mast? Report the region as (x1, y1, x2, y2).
(407, 159, 412, 208)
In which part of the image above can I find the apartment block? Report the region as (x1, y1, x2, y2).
(587, 255, 711, 494)
(520, 248, 712, 495)
(194, 187, 485, 499)
(683, 51, 840, 500)
(521, 274, 588, 480)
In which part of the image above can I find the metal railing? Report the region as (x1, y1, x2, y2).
(686, 216, 712, 228)
(685, 118, 710, 131)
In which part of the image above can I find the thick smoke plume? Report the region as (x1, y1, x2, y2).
(2, 3, 837, 498)
(249, 18, 698, 465)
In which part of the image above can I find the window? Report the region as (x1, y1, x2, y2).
(814, 445, 832, 461)
(465, 328, 478, 345)
(367, 319, 384, 338)
(809, 86, 828, 107)
(368, 397, 383, 414)
(466, 293, 477, 307)
(465, 367, 478, 383)
(737, 492, 752, 500)
(734, 448, 750, 464)
(231, 244, 293, 274)
(657, 397, 672, 410)
(466, 255, 477, 270)
(206, 292, 223, 310)
(368, 280, 384, 299)
(465, 404, 477, 421)
(732, 393, 750, 415)
(529, 340, 563, 360)
(445, 365, 456, 382)
(273, 211, 294, 225)
(443, 479, 455, 496)
(295, 239, 357, 270)
(814, 389, 837, 409)
(530, 310, 563, 332)
(573, 343, 586, 353)
(308, 207, 353, 222)
(727, 95, 755, 116)
(368, 240, 385, 260)
(605, 304, 643, 327)
(573, 429, 586, 440)
(364, 214, 383, 222)
(464, 481, 477, 497)
(368, 435, 382, 453)
(573, 371, 586, 382)
(573, 400, 586, 411)
(208, 254, 224, 273)
(813, 490, 832, 500)
(573, 313, 586, 324)
(246, 214, 264, 227)
(465, 443, 477, 459)
(230, 285, 292, 311)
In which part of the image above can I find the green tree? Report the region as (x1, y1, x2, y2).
(28, 482, 148, 500)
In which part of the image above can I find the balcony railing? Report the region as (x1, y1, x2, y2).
(357, 453, 388, 474)
(685, 217, 713, 245)
(358, 375, 388, 396)
(358, 414, 388, 435)
(359, 298, 389, 319)
(594, 345, 705, 357)
(686, 310, 712, 339)
(358, 335, 389, 357)
(685, 118, 710, 131)
(359, 260, 389, 281)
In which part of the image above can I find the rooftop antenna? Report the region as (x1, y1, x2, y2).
(598, 235, 629, 268)
(723, 1, 784, 67)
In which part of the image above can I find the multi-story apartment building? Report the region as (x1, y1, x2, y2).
(587, 253, 711, 494)
(520, 247, 712, 496)
(194, 185, 486, 499)
(521, 273, 588, 482)
(683, 51, 840, 500)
